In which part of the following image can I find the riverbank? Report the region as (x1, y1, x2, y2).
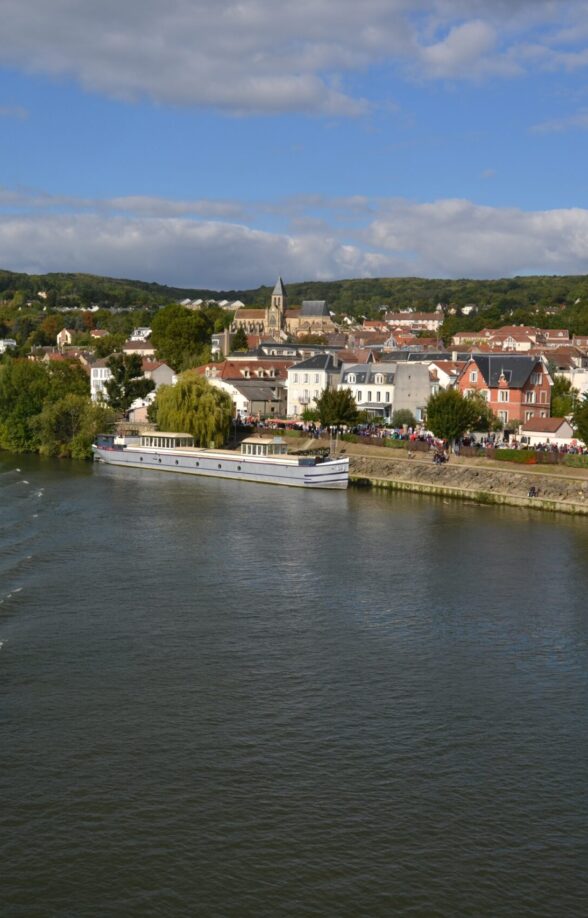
(343, 444, 588, 515)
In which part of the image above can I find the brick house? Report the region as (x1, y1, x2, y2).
(457, 355, 552, 426)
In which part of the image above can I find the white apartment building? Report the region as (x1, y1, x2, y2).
(287, 354, 341, 417)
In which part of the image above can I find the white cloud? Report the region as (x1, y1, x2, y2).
(0, 1, 586, 114)
(1, 195, 588, 286)
(532, 109, 588, 132)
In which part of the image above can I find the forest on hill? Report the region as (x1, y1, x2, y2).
(2, 268, 588, 333)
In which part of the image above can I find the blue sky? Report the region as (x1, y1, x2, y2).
(1, 0, 588, 289)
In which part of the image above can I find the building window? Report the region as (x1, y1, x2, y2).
(541, 411, 548, 418)
(498, 410, 508, 424)
(470, 370, 478, 383)
(293, 373, 298, 383)
(367, 391, 372, 403)
(377, 391, 381, 402)
(540, 391, 547, 404)
(531, 372, 542, 385)
(481, 389, 489, 401)
(303, 373, 309, 383)
(525, 410, 534, 421)
(499, 390, 509, 402)
(348, 374, 356, 384)
(375, 374, 384, 385)
(357, 390, 362, 402)
(314, 374, 320, 383)
(525, 391, 536, 404)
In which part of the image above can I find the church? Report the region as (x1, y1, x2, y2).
(232, 278, 335, 340)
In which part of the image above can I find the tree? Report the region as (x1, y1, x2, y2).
(464, 391, 501, 432)
(426, 388, 480, 443)
(151, 371, 233, 447)
(231, 327, 249, 351)
(315, 388, 358, 427)
(0, 359, 48, 451)
(104, 354, 155, 413)
(301, 407, 320, 422)
(33, 394, 116, 459)
(551, 375, 578, 417)
(391, 408, 417, 429)
(151, 305, 215, 370)
(573, 394, 588, 446)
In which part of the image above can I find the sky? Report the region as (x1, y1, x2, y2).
(1, 0, 588, 289)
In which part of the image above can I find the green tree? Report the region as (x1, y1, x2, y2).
(104, 354, 155, 413)
(465, 391, 501, 432)
(151, 371, 233, 447)
(301, 407, 320, 422)
(151, 305, 215, 370)
(94, 333, 126, 359)
(551, 375, 578, 417)
(33, 394, 116, 459)
(0, 359, 48, 450)
(573, 394, 588, 446)
(231, 326, 249, 351)
(315, 388, 358, 427)
(426, 388, 480, 444)
(391, 408, 417, 429)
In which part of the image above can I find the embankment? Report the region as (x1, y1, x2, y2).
(348, 454, 588, 515)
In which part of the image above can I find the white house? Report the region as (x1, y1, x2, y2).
(339, 363, 396, 418)
(520, 417, 578, 447)
(339, 362, 432, 421)
(130, 327, 152, 341)
(56, 328, 75, 349)
(287, 353, 341, 417)
(90, 359, 112, 402)
(0, 338, 17, 354)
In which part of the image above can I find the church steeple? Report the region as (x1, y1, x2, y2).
(266, 276, 287, 335)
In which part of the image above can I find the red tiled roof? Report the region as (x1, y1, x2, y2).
(521, 417, 570, 433)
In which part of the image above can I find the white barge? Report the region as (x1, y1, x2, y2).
(93, 432, 349, 489)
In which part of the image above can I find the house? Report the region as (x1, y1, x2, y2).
(198, 359, 290, 383)
(90, 359, 112, 402)
(428, 359, 466, 390)
(141, 360, 176, 388)
(339, 362, 432, 421)
(384, 312, 443, 333)
(56, 328, 75, 349)
(572, 335, 588, 350)
(287, 353, 342, 417)
(130, 327, 152, 341)
(208, 378, 286, 419)
(543, 329, 570, 346)
(339, 363, 396, 418)
(122, 339, 156, 358)
(457, 355, 552, 426)
(0, 338, 17, 354)
(520, 417, 578, 448)
(90, 329, 109, 339)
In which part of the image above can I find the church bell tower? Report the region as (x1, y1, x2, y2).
(265, 276, 287, 335)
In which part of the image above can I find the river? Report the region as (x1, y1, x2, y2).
(1, 454, 587, 917)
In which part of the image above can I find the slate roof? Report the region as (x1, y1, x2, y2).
(300, 300, 329, 317)
(470, 355, 539, 387)
(272, 277, 286, 297)
(289, 354, 339, 372)
(341, 363, 396, 384)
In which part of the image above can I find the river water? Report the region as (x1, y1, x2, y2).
(1, 454, 587, 917)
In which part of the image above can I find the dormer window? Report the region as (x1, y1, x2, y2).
(348, 373, 356, 384)
(375, 374, 384, 385)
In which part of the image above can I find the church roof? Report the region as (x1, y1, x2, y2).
(300, 300, 329, 317)
(272, 277, 286, 297)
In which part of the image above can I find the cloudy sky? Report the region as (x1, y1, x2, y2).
(1, 0, 588, 288)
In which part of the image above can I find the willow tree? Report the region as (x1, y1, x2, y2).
(152, 371, 233, 447)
